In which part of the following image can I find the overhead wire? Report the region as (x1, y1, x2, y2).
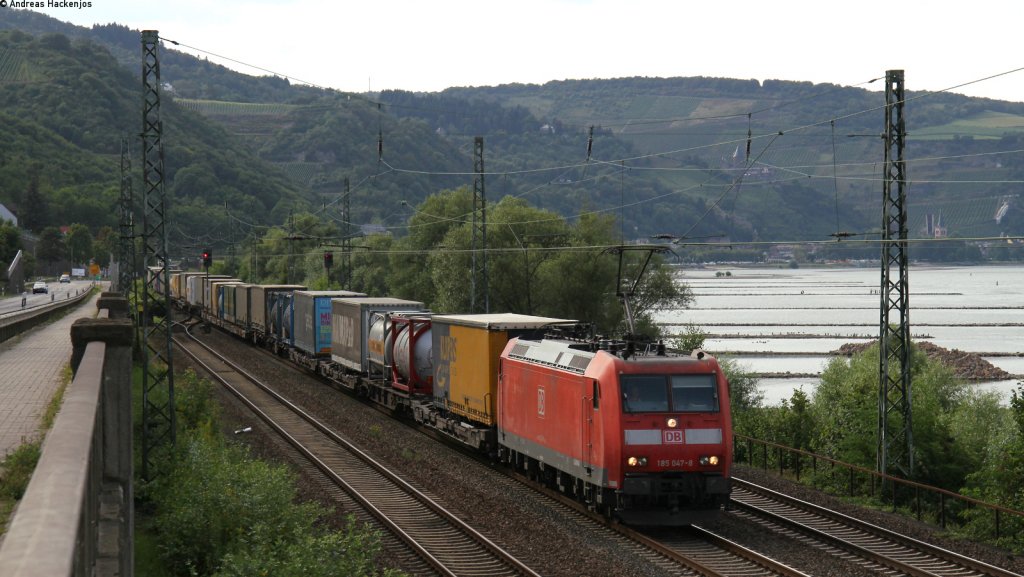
(159, 35, 383, 110)
(831, 120, 842, 235)
(681, 131, 785, 239)
(156, 35, 1024, 246)
(161, 34, 1024, 179)
(166, 233, 1024, 262)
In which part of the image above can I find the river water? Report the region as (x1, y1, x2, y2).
(656, 265, 1024, 405)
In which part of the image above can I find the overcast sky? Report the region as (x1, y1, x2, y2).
(27, 0, 1024, 103)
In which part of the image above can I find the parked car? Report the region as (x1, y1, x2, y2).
(59, 274, 71, 283)
(32, 281, 48, 294)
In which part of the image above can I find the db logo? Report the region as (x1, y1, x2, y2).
(663, 430, 684, 444)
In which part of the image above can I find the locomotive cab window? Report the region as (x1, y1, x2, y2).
(621, 375, 670, 412)
(621, 374, 719, 413)
(670, 374, 719, 412)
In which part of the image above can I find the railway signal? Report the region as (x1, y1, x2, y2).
(201, 248, 212, 268)
(324, 251, 333, 269)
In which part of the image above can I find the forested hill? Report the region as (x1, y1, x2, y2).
(4, 9, 1024, 259)
(438, 78, 1024, 243)
(0, 23, 312, 242)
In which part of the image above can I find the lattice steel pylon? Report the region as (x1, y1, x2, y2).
(341, 177, 351, 289)
(878, 69, 913, 478)
(140, 30, 176, 480)
(119, 135, 136, 297)
(471, 136, 489, 313)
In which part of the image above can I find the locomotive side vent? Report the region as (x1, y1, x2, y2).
(508, 340, 592, 374)
(568, 355, 591, 372)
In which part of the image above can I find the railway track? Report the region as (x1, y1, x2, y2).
(180, 322, 819, 576)
(179, 319, 1019, 577)
(730, 477, 1023, 577)
(488, 475, 811, 577)
(630, 524, 812, 577)
(174, 324, 541, 577)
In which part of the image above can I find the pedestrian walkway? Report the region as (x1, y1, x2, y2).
(0, 289, 103, 458)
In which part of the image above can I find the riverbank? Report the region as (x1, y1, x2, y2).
(834, 341, 1013, 381)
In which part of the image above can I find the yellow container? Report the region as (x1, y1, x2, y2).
(431, 313, 574, 426)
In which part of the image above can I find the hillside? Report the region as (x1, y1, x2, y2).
(443, 78, 1024, 243)
(4, 10, 1024, 262)
(0, 25, 313, 247)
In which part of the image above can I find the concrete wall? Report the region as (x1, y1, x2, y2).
(0, 293, 134, 577)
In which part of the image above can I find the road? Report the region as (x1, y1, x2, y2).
(0, 280, 95, 317)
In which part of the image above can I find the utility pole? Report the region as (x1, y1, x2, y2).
(140, 30, 176, 480)
(471, 136, 489, 313)
(249, 199, 258, 283)
(878, 69, 913, 478)
(118, 135, 135, 298)
(287, 210, 294, 284)
(341, 177, 351, 290)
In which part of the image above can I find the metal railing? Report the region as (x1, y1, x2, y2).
(734, 433, 1024, 548)
(0, 293, 134, 577)
(0, 285, 95, 343)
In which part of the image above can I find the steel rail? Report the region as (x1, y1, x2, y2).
(732, 477, 1022, 577)
(175, 326, 541, 577)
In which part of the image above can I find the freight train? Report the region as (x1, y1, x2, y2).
(161, 269, 733, 525)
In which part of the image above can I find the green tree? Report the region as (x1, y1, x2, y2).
(428, 224, 473, 312)
(672, 323, 708, 353)
(717, 356, 764, 437)
(779, 388, 814, 451)
(960, 384, 1024, 547)
(628, 258, 692, 338)
(349, 234, 393, 296)
(483, 197, 568, 315)
(214, 516, 403, 577)
(144, 372, 401, 577)
(388, 187, 474, 306)
(239, 189, 693, 331)
(36, 226, 65, 265)
(532, 212, 620, 332)
(19, 169, 49, 232)
(65, 223, 93, 269)
(812, 348, 879, 468)
(254, 213, 331, 285)
(92, 225, 115, 268)
(811, 342, 974, 487)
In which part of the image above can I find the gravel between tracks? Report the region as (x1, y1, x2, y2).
(730, 465, 1024, 575)
(182, 327, 1024, 577)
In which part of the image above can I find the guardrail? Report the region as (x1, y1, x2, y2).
(0, 293, 134, 577)
(0, 285, 95, 345)
(734, 433, 1024, 548)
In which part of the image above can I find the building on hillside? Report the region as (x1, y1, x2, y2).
(360, 224, 390, 236)
(924, 213, 948, 239)
(0, 203, 23, 294)
(0, 202, 17, 227)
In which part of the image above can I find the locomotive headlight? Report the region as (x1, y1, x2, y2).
(627, 456, 648, 467)
(666, 417, 678, 428)
(699, 455, 720, 466)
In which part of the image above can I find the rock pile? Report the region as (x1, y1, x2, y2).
(833, 341, 1012, 381)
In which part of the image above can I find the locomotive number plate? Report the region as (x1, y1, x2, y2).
(658, 459, 695, 467)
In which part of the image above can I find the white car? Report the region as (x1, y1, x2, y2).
(32, 281, 48, 294)
(59, 274, 71, 283)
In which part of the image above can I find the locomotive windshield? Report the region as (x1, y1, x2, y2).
(621, 374, 719, 413)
